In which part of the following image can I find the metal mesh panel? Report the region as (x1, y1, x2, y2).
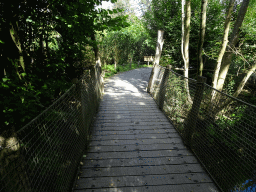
(148, 65, 256, 192)
(194, 85, 256, 192)
(162, 70, 197, 139)
(0, 65, 103, 192)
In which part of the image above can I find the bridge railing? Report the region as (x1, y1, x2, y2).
(0, 64, 104, 192)
(148, 64, 256, 192)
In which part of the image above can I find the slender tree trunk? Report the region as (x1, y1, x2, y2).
(212, 0, 235, 90)
(147, 30, 165, 93)
(154, 30, 164, 66)
(181, 0, 185, 63)
(197, 0, 208, 76)
(233, 62, 256, 98)
(216, 0, 250, 92)
(114, 60, 117, 71)
(184, 0, 192, 103)
(212, 62, 256, 116)
(184, 0, 191, 78)
(9, 21, 25, 73)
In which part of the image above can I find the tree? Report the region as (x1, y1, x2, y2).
(197, 0, 208, 76)
(211, 0, 235, 99)
(212, 0, 235, 90)
(181, 0, 185, 66)
(0, 0, 128, 132)
(183, 0, 192, 102)
(216, 0, 250, 92)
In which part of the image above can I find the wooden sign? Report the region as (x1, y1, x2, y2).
(144, 56, 154, 62)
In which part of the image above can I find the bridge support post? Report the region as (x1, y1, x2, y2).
(159, 65, 172, 110)
(185, 76, 206, 147)
(147, 65, 155, 93)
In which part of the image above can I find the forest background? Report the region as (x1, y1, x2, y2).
(1, 0, 256, 135)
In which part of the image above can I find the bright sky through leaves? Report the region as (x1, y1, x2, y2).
(98, 0, 142, 16)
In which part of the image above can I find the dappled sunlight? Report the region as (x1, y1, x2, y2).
(74, 68, 219, 191)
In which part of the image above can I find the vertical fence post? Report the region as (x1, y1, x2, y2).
(147, 65, 155, 93)
(159, 65, 172, 110)
(185, 76, 206, 147)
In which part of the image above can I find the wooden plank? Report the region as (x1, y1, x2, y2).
(81, 156, 198, 168)
(90, 134, 180, 140)
(80, 164, 206, 177)
(94, 118, 169, 123)
(92, 126, 179, 132)
(74, 183, 219, 192)
(84, 149, 193, 159)
(88, 143, 186, 152)
(94, 121, 171, 127)
(75, 173, 213, 189)
(88, 138, 183, 146)
(96, 112, 167, 116)
(91, 129, 178, 135)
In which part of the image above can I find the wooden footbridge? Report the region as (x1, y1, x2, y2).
(73, 68, 219, 192)
(2, 66, 254, 192)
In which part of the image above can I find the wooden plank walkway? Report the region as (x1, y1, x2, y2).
(74, 68, 219, 192)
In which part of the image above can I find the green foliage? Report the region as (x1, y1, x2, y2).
(99, 14, 154, 67)
(0, 0, 130, 132)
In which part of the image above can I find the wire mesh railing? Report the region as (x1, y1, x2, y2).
(0, 64, 104, 192)
(148, 64, 256, 192)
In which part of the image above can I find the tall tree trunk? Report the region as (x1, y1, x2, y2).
(154, 30, 164, 66)
(197, 0, 208, 76)
(147, 30, 165, 93)
(184, 0, 192, 103)
(212, 0, 235, 90)
(9, 21, 25, 75)
(181, 0, 185, 63)
(184, 0, 191, 78)
(216, 0, 250, 92)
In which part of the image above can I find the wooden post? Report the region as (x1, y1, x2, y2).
(159, 65, 172, 110)
(185, 76, 206, 146)
(147, 61, 149, 66)
(99, 65, 104, 95)
(147, 66, 154, 93)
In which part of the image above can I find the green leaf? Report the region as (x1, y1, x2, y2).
(21, 97, 25, 103)
(21, 73, 26, 77)
(2, 78, 9, 82)
(26, 18, 33, 22)
(0, 40, 4, 44)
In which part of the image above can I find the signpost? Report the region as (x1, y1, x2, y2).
(144, 56, 154, 66)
